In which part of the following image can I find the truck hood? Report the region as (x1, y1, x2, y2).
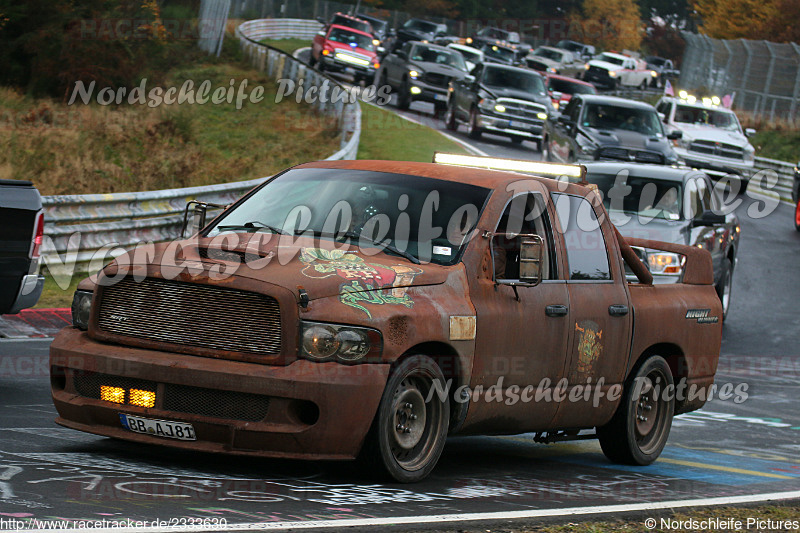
(409, 61, 466, 78)
(125, 238, 452, 303)
(582, 127, 671, 152)
(609, 211, 689, 245)
(588, 60, 623, 72)
(483, 86, 550, 106)
(672, 123, 750, 147)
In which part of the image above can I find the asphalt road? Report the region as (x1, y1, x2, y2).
(1, 82, 799, 531)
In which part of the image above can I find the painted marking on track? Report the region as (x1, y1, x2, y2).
(11, 490, 800, 531)
(658, 458, 792, 480)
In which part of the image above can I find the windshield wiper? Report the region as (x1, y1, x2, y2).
(300, 229, 421, 265)
(216, 221, 291, 235)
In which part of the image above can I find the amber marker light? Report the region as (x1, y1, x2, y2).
(100, 386, 125, 404)
(129, 389, 156, 408)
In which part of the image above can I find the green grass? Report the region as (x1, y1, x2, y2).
(357, 103, 468, 161)
(750, 130, 800, 163)
(258, 38, 311, 55)
(35, 274, 82, 309)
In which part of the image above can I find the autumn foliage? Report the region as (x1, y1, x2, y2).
(693, 0, 800, 43)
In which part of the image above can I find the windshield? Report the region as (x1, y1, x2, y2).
(328, 28, 375, 51)
(581, 103, 664, 136)
(674, 104, 742, 132)
(597, 53, 625, 66)
(534, 47, 564, 61)
(451, 46, 481, 63)
(404, 19, 438, 33)
(483, 66, 545, 95)
(359, 15, 386, 32)
(646, 56, 666, 66)
(479, 28, 510, 40)
(548, 78, 596, 95)
(206, 168, 491, 265)
(331, 15, 372, 34)
(557, 40, 582, 52)
(481, 44, 516, 62)
(589, 173, 684, 221)
(411, 45, 467, 70)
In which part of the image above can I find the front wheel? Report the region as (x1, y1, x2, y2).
(364, 355, 449, 483)
(444, 100, 458, 131)
(597, 355, 674, 465)
(396, 79, 411, 110)
(717, 257, 734, 321)
(467, 108, 482, 139)
(541, 137, 551, 161)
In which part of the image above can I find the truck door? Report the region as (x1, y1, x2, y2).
(550, 192, 633, 428)
(464, 188, 571, 434)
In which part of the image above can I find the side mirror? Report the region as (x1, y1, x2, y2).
(557, 115, 573, 126)
(464, 74, 475, 84)
(667, 130, 682, 140)
(693, 210, 726, 227)
(519, 236, 544, 284)
(658, 112, 666, 122)
(745, 128, 756, 137)
(181, 200, 227, 237)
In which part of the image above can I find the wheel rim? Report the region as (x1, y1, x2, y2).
(469, 110, 478, 134)
(445, 105, 455, 128)
(795, 200, 800, 227)
(542, 139, 549, 161)
(633, 369, 670, 455)
(721, 265, 733, 315)
(387, 374, 444, 471)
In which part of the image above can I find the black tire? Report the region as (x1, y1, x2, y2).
(510, 135, 524, 145)
(639, 79, 648, 90)
(308, 54, 317, 68)
(467, 108, 482, 139)
(794, 198, 800, 231)
(361, 355, 449, 483)
(541, 137, 551, 161)
(716, 257, 734, 321)
(444, 100, 458, 131)
(597, 355, 674, 465)
(397, 78, 411, 110)
(534, 139, 543, 152)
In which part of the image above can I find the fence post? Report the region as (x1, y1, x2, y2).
(790, 43, 800, 124)
(762, 41, 777, 118)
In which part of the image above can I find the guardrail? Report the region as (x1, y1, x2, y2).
(754, 156, 794, 202)
(41, 18, 362, 272)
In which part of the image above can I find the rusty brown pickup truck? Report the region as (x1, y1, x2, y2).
(50, 158, 723, 482)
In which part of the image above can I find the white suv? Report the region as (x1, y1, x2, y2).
(656, 96, 756, 180)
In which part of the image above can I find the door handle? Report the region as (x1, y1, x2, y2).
(609, 304, 629, 317)
(545, 304, 568, 317)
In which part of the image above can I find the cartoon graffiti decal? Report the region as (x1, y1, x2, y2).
(299, 248, 422, 318)
(575, 320, 603, 376)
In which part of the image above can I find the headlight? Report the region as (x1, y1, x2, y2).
(300, 321, 382, 363)
(647, 252, 683, 275)
(372, 39, 380, 46)
(494, 104, 506, 112)
(479, 97, 496, 111)
(71, 290, 93, 330)
(537, 112, 548, 120)
(651, 70, 658, 77)
(409, 69, 420, 79)
(584, 63, 590, 70)
(744, 145, 755, 162)
(609, 71, 617, 78)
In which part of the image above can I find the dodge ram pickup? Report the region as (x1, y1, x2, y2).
(50, 158, 723, 483)
(0, 179, 45, 314)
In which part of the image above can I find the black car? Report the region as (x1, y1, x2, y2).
(544, 94, 681, 164)
(478, 42, 521, 65)
(379, 41, 469, 111)
(387, 18, 448, 52)
(444, 63, 553, 149)
(468, 26, 521, 48)
(0, 179, 45, 314)
(555, 39, 595, 61)
(645, 56, 679, 88)
(356, 12, 388, 42)
(584, 162, 740, 319)
(793, 162, 800, 231)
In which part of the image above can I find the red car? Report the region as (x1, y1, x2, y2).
(311, 24, 380, 84)
(545, 73, 596, 111)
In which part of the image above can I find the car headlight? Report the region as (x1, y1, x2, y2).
(71, 290, 93, 330)
(409, 69, 420, 79)
(537, 112, 548, 120)
(609, 70, 617, 78)
(647, 252, 684, 275)
(478, 97, 497, 111)
(372, 39, 381, 47)
(494, 104, 506, 112)
(300, 321, 382, 363)
(744, 145, 755, 162)
(651, 70, 658, 77)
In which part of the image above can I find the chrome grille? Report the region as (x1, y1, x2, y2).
(97, 277, 281, 356)
(689, 140, 744, 160)
(595, 146, 666, 164)
(496, 98, 547, 122)
(588, 65, 610, 78)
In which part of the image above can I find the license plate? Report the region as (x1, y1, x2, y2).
(120, 414, 196, 441)
(434, 93, 446, 101)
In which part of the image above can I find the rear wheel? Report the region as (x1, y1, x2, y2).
(597, 355, 674, 465)
(397, 79, 411, 110)
(716, 257, 734, 321)
(362, 355, 449, 483)
(795, 198, 800, 231)
(467, 108, 482, 139)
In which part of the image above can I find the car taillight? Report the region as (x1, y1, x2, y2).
(30, 211, 44, 259)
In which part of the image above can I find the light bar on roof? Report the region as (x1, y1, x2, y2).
(433, 152, 587, 182)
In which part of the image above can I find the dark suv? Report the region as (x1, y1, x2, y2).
(379, 41, 469, 111)
(544, 94, 681, 164)
(445, 63, 553, 149)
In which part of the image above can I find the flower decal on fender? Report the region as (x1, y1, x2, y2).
(299, 248, 422, 317)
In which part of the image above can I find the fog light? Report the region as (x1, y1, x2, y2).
(129, 389, 156, 408)
(410, 86, 422, 95)
(100, 386, 125, 404)
(494, 104, 506, 113)
(537, 112, 548, 120)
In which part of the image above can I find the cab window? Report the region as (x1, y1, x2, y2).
(553, 193, 611, 281)
(493, 193, 557, 281)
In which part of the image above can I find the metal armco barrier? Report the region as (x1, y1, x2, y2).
(754, 156, 795, 201)
(41, 18, 362, 271)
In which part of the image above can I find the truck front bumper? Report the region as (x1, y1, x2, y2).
(50, 327, 390, 460)
(477, 112, 544, 140)
(8, 274, 44, 314)
(675, 148, 754, 179)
